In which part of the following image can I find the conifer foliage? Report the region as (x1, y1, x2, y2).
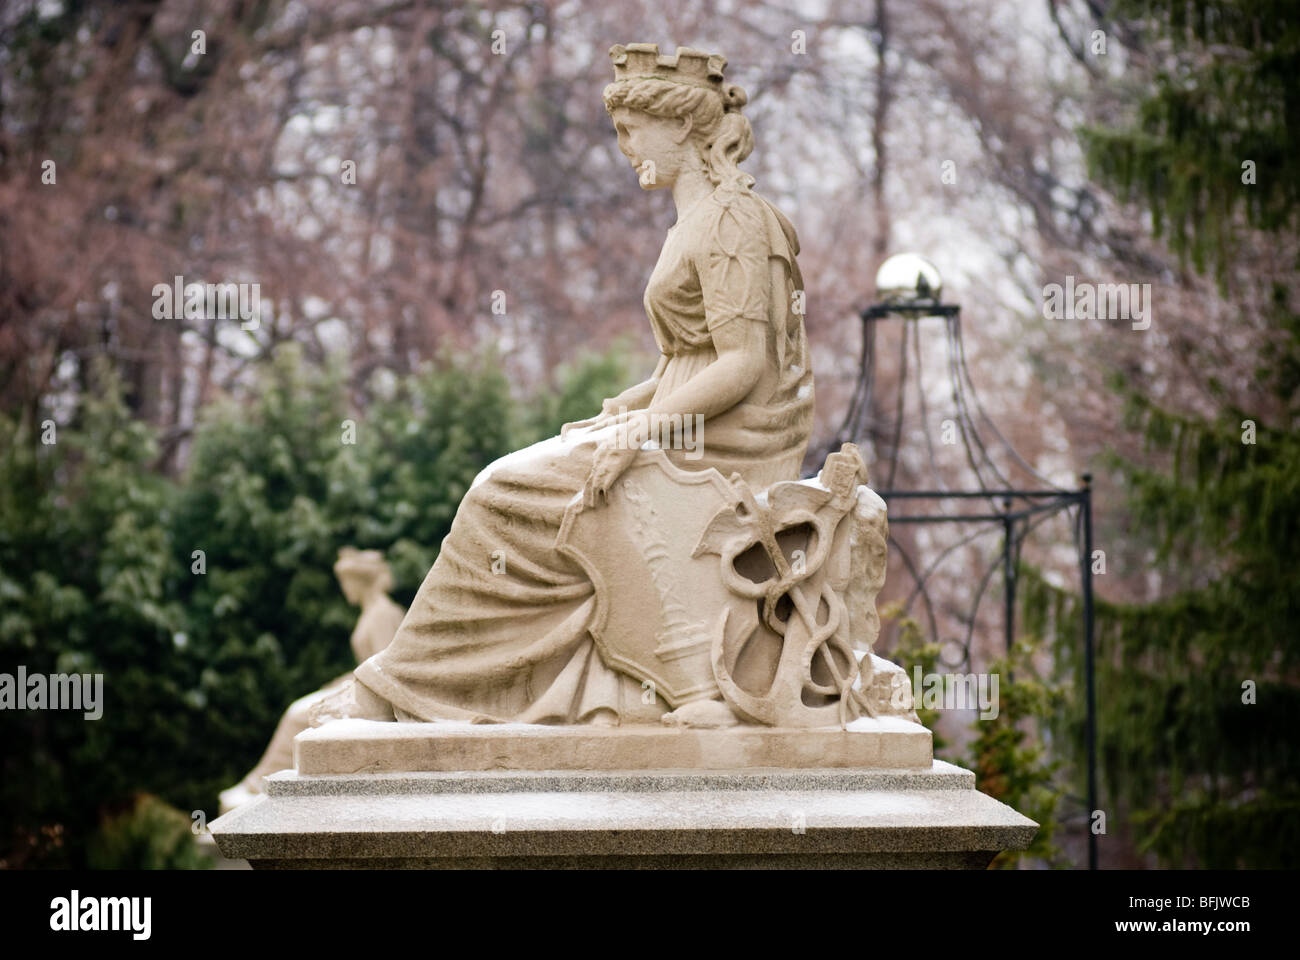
(0, 346, 631, 867)
(1034, 0, 1300, 867)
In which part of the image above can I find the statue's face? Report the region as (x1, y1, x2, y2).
(337, 571, 364, 605)
(611, 106, 693, 190)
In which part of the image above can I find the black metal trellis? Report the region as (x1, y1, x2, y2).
(821, 296, 1098, 871)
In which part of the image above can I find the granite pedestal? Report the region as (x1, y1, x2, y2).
(209, 718, 1038, 869)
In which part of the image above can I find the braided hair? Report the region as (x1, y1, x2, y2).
(602, 77, 755, 190)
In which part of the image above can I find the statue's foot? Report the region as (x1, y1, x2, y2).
(307, 678, 395, 726)
(661, 698, 743, 729)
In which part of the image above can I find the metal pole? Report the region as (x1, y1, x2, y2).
(1081, 473, 1098, 871)
(1002, 506, 1015, 656)
(877, 489, 1075, 498)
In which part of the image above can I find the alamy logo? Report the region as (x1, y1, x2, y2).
(0, 667, 103, 720)
(152, 275, 260, 329)
(892, 666, 1000, 720)
(50, 891, 151, 940)
(1041, 275, 1152, 330)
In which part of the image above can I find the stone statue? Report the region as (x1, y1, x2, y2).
(333, 547, 407, 664)
(311, 43, 918, 732)
(218, 548, 404, 812)
(209, 45, 1035, 873)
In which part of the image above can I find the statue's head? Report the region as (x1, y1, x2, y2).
(602, 43, 753, 193)
(333, 547, 393, 605)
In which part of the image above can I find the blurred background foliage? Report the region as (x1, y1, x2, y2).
(0, 344, 632, 867)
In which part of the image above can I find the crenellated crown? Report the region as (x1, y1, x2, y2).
(608, 43, 727, 93)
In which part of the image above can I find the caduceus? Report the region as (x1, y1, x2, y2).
(693, 444, 876, 728)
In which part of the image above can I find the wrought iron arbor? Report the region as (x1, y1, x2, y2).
(820, 262, 1099, 869)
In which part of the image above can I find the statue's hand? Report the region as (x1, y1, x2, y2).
(562, 410, 624, 440)
(561, 397, 642, 440)
(561, 415, 605, 440)
(582, 436, 640, 508)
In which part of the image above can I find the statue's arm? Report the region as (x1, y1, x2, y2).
(643, 199, 769, 421)
(583, 307, 765, 506)
(581, 197, 769, 505)
(645, 317, 763, 420)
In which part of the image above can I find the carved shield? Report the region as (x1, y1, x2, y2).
(556, 450, 739, 708)
(692, 444, 876, 728)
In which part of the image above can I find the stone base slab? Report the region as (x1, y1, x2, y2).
(292, 716, 933, 774)
(210, 760, 1038, 869)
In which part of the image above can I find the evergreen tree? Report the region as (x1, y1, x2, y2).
(1081, 0, 1300, 278)
(1, 343, 632, 867)
(0, 361, 191, 867)
(1036, 0, 1300, 867)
